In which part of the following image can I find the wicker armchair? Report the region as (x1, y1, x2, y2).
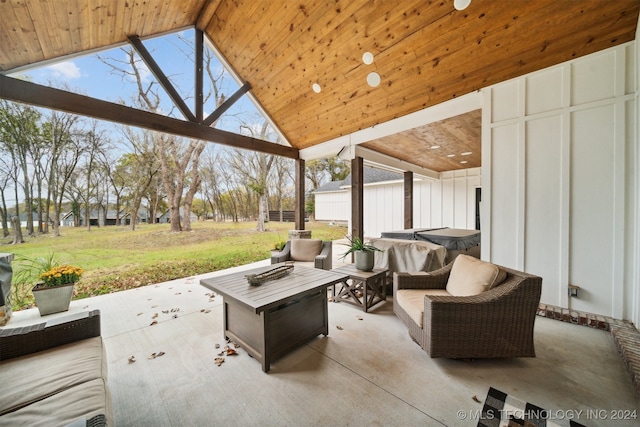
(393, 261, 542, 359)
(271, 239, 332, 270)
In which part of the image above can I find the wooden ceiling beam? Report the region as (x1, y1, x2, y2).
(0, 75, 299, 159)
(128, 35, 197, 122)
(203, 82, 251, 126)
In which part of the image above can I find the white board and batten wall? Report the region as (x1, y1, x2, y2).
(483, 41, 639, 322)
(314, 168, 481, 240)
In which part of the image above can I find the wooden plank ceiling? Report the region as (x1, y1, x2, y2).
(0, 0, 638, 173)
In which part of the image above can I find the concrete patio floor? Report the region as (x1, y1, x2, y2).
(7, 244, 639, 427)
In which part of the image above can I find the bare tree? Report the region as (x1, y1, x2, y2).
(42, 111, 83, 237)
(0, 151, 17, 237)
(0, 100, 42, 237)
(119, 129, 159, 231)
(228, 122, 277, 231)
(78, 122, 106, 231)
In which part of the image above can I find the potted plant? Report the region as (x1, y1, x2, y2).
(32, 264, 84, 316)
(273, 240, 286, 252)
(340, 235, 382, 271)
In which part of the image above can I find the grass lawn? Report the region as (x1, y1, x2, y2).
(1, 220, 348, 311)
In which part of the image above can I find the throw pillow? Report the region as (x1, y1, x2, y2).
(446, 254, 507, 297)
(290, 239, 323, 262)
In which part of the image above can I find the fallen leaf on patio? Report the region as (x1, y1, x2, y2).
(162, 310, 169, 314)
(152, 313, 158, 319)
(215, 343, 220, 349)
(175, 292, 181, 295)
(356, 315, 363, 320)
(171, 308, 180, 312)
(150, 320, 158, 326)
(83, 305, 89, 309)
(336, 325, 343, 330)
(472, 395, 481, 403)
(128, 356, 136, 363)
(148, 353, 157, 359)
(157, 351, 165, 357)
(327, 296, 334, 302)
(137, 312, 143, 316)
(225, 346, 238, 356)
(215, 357, 225, 366)
(233, 342, 240, 349)
(151, 305, 158, 308)
(201, 309, 211, 314)
(217, 351, 224, 356)
(172, 314, 178, 319)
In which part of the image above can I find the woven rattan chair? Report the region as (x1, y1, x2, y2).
(393, 261, 542, 359)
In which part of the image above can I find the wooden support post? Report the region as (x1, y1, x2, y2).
(295, 158, 305, 230)
(404, 171, 413, 229)
(351, 157, 364, 246)
(195, 28, 204, 123)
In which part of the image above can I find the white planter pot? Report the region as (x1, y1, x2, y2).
(32, 283, 74, 316)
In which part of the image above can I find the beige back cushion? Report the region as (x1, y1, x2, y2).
(446, 254, 507, 297)
(290, 239, 323, 262)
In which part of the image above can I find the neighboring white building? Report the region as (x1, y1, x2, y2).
(314, 166, 480, 239)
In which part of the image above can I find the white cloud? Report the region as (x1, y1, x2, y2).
(46, 61, 82, 79)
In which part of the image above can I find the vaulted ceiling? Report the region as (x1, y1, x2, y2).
(0, 0, 638, 173)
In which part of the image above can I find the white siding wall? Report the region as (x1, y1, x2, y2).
(483, 42, 639, 321)
(315, 170, 481, 239)
(414, 168, 481, 231)
(314, 190, 350, 222)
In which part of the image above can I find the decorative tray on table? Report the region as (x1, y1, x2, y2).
(245, 263, 294, 286)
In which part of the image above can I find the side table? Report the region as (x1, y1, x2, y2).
(331, 264, 387, 312)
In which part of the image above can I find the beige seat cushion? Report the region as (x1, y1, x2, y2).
(446, 254, 507, 297)
(395, 289, 450, 328)
(0, 378, 111, 427)
(0, 336, 107, 415)
(290, 239, 323, 262)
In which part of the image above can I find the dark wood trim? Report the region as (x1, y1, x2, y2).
(128, 36, 197, 123)
(404, 171, 413, 229)
(295, 159, 305, 230)
(0, 75, 299, 159)
(195, 29, 204, 123)
(203, 82, 251, 126)
(351, 157, 364, 248)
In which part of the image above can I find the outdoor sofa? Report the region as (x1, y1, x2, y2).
(0, 310, 113, 426)
(393, 255, 542, 359)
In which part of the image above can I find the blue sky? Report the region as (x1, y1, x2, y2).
(15, 28, 272, 141)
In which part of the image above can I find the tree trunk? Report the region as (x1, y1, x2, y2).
(11, 216, 23, 244)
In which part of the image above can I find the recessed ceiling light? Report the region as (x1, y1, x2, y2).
(461, 151, 472, 155)
(460, 160, 468, 164)
(367, 72, 381, 87)
(430, 145, 440, 149)
(312, 83, 321, 93)
(362, 52, 374, 65)
(447, 154, 456, 158)
(453, 0, 472, 11)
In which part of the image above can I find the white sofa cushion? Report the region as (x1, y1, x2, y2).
(446, 254, 506, 297)
(395, 289, 450, 328)
(290, 239, 323, 262)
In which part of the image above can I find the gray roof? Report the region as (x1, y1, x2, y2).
(314, 167, 403, 193)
